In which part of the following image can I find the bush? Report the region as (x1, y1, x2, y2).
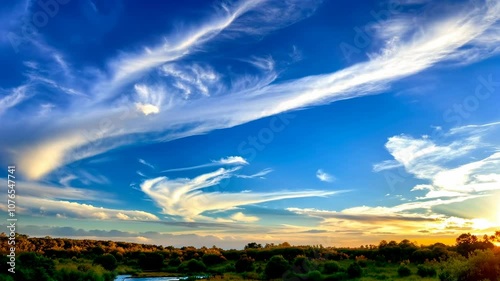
(94, 254, 118, 271)
(179, 259, 207, 273)
(16, 252, 56, 281)
(438, 250, 500, 281)
(202, 253, 226, 266)
(397, 265, 411, 277)
(307, 270, 323, 281)
(292, 255, 312, 273)
(417, 264, 437, 277)
(264, 255, 290, 279)
(323, 261, 341, 274)
(347, 262, 362, 278)
(357, 259, 368, 267)
(235, 254, 255, 272)
(138, 252, 164, 271)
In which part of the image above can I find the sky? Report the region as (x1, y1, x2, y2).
(0, 0, 499, 249)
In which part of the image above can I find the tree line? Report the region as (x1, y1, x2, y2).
(0, 231, 499, 280)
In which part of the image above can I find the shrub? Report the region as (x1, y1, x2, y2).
(179, 259, 207, 273)
(168, 257, 182, 267)
(323, 261, 341, 274)
(397, 265, 411, 277)
(202, 253, 226, 266)
(16, 252, 56, 281)
(94, 254, 118, 271)
(292, 255, 312, 273)
(357, 259, 368, 267)
(307, 270, 323, 281)
(347, 262, 362, 278)
(138, 252, 164, 271)
(264, 255, 290, 279)
(417, 264, 437, 277)
(235, 254, 255, 272)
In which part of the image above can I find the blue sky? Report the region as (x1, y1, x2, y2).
(0, 0, 499, 248)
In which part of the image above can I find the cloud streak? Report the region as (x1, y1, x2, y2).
(141, 167, 340, 221)
(161, 156, 248, 172)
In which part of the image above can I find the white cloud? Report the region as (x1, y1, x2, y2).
(376, 122, 500, 199)
(139, 158, 155, 169)
(141, 167, 340, 221)
(236, 168, 274, 179)
(162, 156, 248, 172)
(316, 169, 335, 182)
(373, 160, 403, 172)
(19, 197, 160, 221)
(0, 85, 28, 116)
(230, 212, 260, 223)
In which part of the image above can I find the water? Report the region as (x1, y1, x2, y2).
(114, 275, 188, 281)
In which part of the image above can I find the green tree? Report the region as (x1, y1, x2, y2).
(264, 255, 290, 279)
(245, 242, 263, 249)
(16, 252, 56, 281)
(235, 254, 255, 273)
(322, 261, 341, 274)
(292, 255, 312, 274)
(347, 262, 362, 278)
(138, 252, 164, 271)
(94, 253, 118, 271)
(179, 259, 207, 273)
(397, 264, 411, 277)
(202, 253, 226, 266)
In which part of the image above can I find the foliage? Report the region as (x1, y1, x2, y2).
(417, 264, 437, 277)
(436, 250, 500, 281)
(455, 233, 494, 257)
(307, 270, 322, 281)
(137, 252, 164, 271)
(264, 255, 290, 279)
(292, 255, 312, 273)
(16, 252, 56, 281)
(202, 253, 226, 266)
(397, 264, 411, 277)
(322, 261, 341, 274)
(179, 259, 207, 273)
(93, 253, 118, 271)
(235, 254, 255, 273)
(347, 262, 362, 278)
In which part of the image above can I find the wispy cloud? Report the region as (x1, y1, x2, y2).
(375, 121, 500, 199)
(0, 85, 28, 116)
(17, 197, 159, 221)
(139, 158, 155, 169)
(236, 168, 273, 179)
(0, 179, 157, 221)
(372, 160, 403, 172)
(316, 169, 335, 182)
(2, 0, 500, 180)
(230, 212, 260, 223)
(141, 167, 340, 221)
(162, 156, 248, 172)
